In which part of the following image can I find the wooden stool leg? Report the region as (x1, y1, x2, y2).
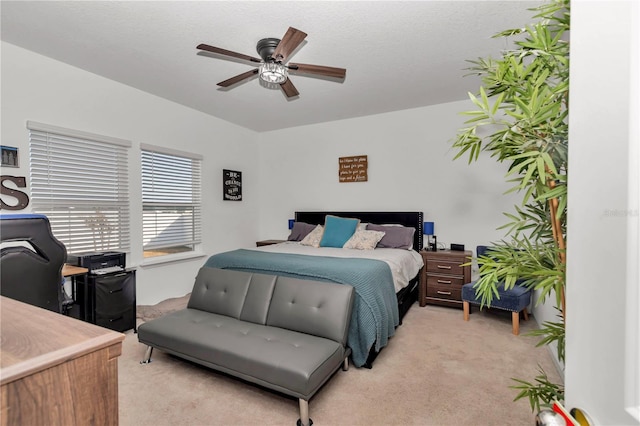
(512, 311, 520, 335)
(463, 301, 470, 321)
(522, 308, 529, 321)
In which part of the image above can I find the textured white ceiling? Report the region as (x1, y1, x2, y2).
(1, 1, 542, 132)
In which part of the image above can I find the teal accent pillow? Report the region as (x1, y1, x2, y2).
(319, 215, 360, 248)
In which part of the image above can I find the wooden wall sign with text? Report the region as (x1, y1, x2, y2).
(339, 155, 368, 183)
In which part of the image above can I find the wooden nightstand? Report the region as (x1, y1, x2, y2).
(419, 249, 472, 308)
(256, 239, 286, 247)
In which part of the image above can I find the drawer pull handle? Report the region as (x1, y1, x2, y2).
(437, 291, 452, 295)
(437, 265, 452, 270)
(437, 280, 452, 284)
(109, 316, 124, 322)
(110, 288, 124, 294)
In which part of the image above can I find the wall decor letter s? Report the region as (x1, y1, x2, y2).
(1, 175, 30, 210)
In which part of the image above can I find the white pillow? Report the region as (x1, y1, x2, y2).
(343, 230, 386, 250)
(300, 225, 324, 248)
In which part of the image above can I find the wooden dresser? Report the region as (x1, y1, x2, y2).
(0, 296, 124, 426)
(419, 250, 472, 308)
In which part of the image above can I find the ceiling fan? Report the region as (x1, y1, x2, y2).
(197, 27, 346, 98)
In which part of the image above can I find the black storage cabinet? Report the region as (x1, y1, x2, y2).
(76, 270, 136, 332)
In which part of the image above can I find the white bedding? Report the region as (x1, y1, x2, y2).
(249, 241, 424, 293)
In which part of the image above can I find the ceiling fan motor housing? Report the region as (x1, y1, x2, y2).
(256, 38, 281, 62)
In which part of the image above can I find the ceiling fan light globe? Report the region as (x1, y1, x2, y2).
(259, 62, 287, 84)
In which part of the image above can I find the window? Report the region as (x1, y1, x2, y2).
(28, 121, 131, 254)
(141, 144, 202, 258)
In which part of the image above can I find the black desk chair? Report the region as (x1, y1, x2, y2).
(1, 214, 67, 313)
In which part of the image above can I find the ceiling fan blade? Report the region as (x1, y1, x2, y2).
(272, 27, 307, 62)
(197, 43, 261, 63)
(217, 69, 259, 87)
(280, 78, 299, 98)
(288, 63, 346, 79)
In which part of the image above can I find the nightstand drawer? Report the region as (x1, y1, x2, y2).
(426, 283, 462, 301)
(426, 275, 465, 288)
(426, 259, 465, 276)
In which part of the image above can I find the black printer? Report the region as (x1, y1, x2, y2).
(67, 251, 126, 275)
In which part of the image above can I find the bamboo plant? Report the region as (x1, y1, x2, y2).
(451, 0, 569, 412)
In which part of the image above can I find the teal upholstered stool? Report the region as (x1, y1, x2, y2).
(461, 246, 532, 335)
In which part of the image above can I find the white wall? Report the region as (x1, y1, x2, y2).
(257, 101, 517, 252)
(565, 1, 639, 423)
(1, 42, 260, 305)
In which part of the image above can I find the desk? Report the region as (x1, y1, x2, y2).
(61, 264, 88, 317)
(62, 264, 89, 277)
(0, 296, 124, 425)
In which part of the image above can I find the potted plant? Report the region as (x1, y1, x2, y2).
(452, 0, 569, 412)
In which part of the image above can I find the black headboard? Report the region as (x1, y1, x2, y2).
(294, 211, 424, 251)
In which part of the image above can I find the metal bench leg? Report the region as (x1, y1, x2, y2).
(512, 312, 520, 335)
(296, 399, 313, 426)
(140, 346, 153, 364)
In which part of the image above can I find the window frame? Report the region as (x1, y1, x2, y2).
(140, 143, 202, 260)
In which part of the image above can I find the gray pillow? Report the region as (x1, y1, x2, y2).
(287, 222, 317, 241)
(366, 224, 415, 249)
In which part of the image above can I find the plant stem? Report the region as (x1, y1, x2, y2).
(547, 170, 566, 319)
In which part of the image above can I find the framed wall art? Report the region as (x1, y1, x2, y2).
(1, 146, 19, 168)
(339, 155, 368, 182)
(223, 169, 242, 201)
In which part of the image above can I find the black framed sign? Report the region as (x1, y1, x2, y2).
(223, 169, 242, 201)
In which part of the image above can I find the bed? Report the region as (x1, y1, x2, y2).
(204, 211, 424, 368)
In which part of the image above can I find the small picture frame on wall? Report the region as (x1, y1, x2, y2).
(223, 169, 242, 201)
(1, 146, 19, 168)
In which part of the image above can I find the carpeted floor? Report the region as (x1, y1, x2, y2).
(120, 298, 562, 425)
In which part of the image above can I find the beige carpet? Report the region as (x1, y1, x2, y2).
(119, 298, 562, 425)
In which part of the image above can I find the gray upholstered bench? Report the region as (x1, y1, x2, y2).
(137, 267, 355, 426)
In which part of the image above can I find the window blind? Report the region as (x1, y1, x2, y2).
(28, 121, 131, 254)
(141, 146, 202, 256)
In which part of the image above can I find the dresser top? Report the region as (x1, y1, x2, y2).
(0, 296, 124, 385)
